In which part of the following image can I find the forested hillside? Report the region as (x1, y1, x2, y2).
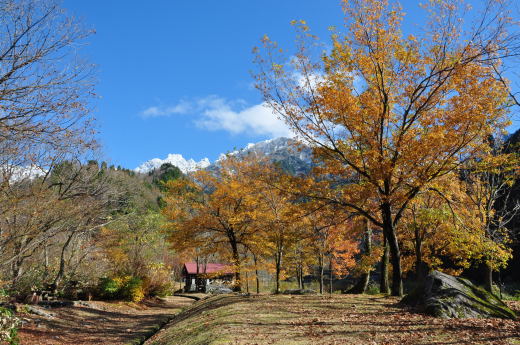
(0, 160, 184, 300)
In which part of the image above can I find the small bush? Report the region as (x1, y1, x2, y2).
(121, 277, 145, 303)
(0, 307, 20, 345)
(143, 264, 173, 297)
(97, 276, 145, 302)
(97, 269, 174, 302)
(365, 282, 380, 295)
(0, 289, 9, 304)
(97, 277, 123, 299)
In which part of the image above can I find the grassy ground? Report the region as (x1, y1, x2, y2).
(145, 294, 520, 345)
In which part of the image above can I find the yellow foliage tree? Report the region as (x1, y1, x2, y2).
(461, 146, 519, 291)
(398, 175, 490, 279)
(254, 0, 512, 295)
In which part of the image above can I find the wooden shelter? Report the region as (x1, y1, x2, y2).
(182, 262, 234, 292)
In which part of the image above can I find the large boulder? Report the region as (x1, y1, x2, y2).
(401, 271, 517, 319)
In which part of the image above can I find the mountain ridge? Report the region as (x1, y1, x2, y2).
(134, 154, 210, 174)
(134, 137, 313, 175)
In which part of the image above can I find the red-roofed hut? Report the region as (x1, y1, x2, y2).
(182, 262, 234, 292)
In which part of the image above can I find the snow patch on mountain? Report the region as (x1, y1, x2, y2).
(214, 137, 313, 175)
(135, 154, 210, 174)
(135, 137, 313, 175)
(2, 165, 46, 182)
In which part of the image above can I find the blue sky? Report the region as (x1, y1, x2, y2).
(62, 1, 519, 169)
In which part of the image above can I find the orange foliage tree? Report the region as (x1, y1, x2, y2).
(241, 157, 307, 293)
(254, 0, 513, 295)
(298, 196, 359, 293)
(162, 156, 258, 291)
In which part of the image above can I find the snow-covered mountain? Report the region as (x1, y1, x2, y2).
(216, 137, 313, 175)
(134, 154, 210, 174)
(134, 137, 313, 175)
(2, 165, 46, 182)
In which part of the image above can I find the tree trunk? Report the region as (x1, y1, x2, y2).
(350, 220, 372, 294)
(275, 251, 282, 294)
(300, 265, 305, 289)
(484, 262, 493, 293)
(387, 230, 403, 296)
(414, 230, 428, 282)
(256, 268, 260, 294)
(382, 203, 403, 296)
(380, 232, 390, 294)
(351, 271, 370, 294)
(44, 241, 49, 276)
(10, 240, 26, 289)
(296, 262, 304, 289)
(11, 259, 23, 289)
(229, 234, 242, 292)
(233, 266, 241, 292)
(253, 254, 260, 294)
(318, 254, 324, 294)
(54, 231, 75, 289)
(296, 265, 301, 289)
(329, 258, 333, 295)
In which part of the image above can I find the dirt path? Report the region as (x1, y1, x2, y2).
(18, 295, 204, 345)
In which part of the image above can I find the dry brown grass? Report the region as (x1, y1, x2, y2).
(146, 294, 520, 345)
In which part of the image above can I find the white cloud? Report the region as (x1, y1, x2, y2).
(141, 96, 293, 138)
(294, 68, 365, 94)
(296, 71, 324, 90)
(196, 100, 292, 138)
(141, 100, 192, 118)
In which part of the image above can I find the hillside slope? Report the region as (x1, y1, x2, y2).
(144, 294, 519, 345)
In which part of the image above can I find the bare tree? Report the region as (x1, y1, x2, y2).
(0, 0, 96, 184)
(0, 160, 116, 291)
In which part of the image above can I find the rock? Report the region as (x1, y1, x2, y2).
(38, 300, 73, 308)
(72, 301, 93, 307)
(205, 284, 233, 294)
(401, 271, 517, 319)
(281, 289, 317, 295)
(27, 306, 55, 318)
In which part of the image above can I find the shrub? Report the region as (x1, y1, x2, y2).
(365, 282, 380, 295)
(97, 277, 123, 299)
(143, 264, 173, 297)
(121, 277, 145, 303)
(98, 276, 145, 302)
(98, 272, 174, 302)
(0, 307, 20, 345)
(0, 289, 9, 303)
